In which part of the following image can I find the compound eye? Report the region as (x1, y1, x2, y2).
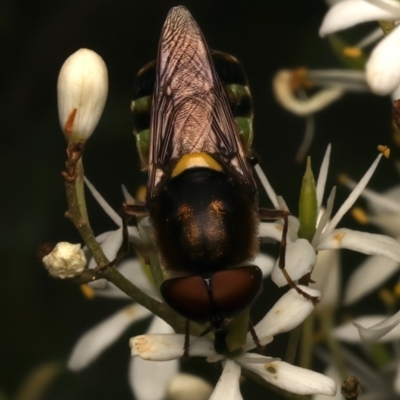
(212, 266, 262, 316)
(160, 275, 211, 323)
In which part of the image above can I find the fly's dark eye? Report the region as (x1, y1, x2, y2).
(160, 275, 211, 323)
(212, 266, 262, 315)
(160, 266, 262, 323)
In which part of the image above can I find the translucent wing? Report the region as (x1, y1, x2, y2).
(147, 6, 255, 200)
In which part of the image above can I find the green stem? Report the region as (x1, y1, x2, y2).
(299, 314, 314, 369)
(319, 311, 348, 379)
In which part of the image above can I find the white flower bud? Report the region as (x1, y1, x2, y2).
(57, 48, 108, 141)
(42, 242, 87, 279)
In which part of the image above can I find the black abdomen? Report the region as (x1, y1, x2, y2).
(149, 168, 258, 275)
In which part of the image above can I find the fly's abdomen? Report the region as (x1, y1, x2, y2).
(149, 168, 259, 275)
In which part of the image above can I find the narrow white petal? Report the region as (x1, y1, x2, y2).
(334, 314, 400, 342)
(320, 0, 400, 37)
(84, 177, 121, 226)
(295, 113, 315, 163)
(312, 187, 336, 248)
(367, 26, 400, 95)
(254, 164, 279, 208)
(271, 239, 316, 287)
(316, 145, 331, 210)
(344, 255, 399, 305)
(130, 334, 216, 360)
(252, 286, 319, 340)
(241, 360, 336, 396)
(258, 222, 284, 242)
(323, 153, 382, 236)
(129, 317, 178, 400)
(165, 373, 214, 400)
(98, 228, 123, 261)
(122, 184, 135, 203)
(273, 70, 343, 116)
(370, 215, 400, 237)
(356, 26, 385, 48)
(313, 366, 343, 400)
(68, 304, 152, 371)
(311, 249, 340, 311)
(354, 311, 400, 342)
(318, 228, 400, 263)
(209, 360, 243, 400)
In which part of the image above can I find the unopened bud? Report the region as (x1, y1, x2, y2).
(42, 242, 86, 279)
(57, 48, 108, 141)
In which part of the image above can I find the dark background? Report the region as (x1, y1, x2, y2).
(0, 0, 396, 399)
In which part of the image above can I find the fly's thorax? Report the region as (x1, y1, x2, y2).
(149, 156, 259, 275)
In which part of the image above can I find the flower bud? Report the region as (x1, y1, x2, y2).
(42, 242, 87, 279)
(57, 48, 108, 141)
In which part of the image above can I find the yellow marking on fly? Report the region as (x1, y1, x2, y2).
(377, 145, 390, 158)
(80, 284, 95, 299)
(343, 47, 362, 58)
(352, 207, 369, 224)
(171, 152, 223, 177)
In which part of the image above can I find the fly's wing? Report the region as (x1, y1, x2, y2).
(147, 6, 255, 200)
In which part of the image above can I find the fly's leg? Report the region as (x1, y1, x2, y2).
(258, 208, 319, 305)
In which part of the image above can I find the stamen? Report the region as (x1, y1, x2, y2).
(378, 288, 396, 308)
(343, 47, 362, 58)
(355, 27, 383, 49)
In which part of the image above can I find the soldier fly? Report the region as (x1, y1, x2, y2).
(127, 6, 289, 355)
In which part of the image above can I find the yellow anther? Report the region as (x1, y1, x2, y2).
(394, 282, 400, 298)
(80, 284, 95, 299)
(333, 232, 346, 244)
(337, 174, 349, 185)
(377, 145, 390, 158)
(290, 68, 313, 91)
(343, 47, 362, 58)
(378, 288, 396, 307)
(135, 185, 147, 203)
(351, 207, 369, 224)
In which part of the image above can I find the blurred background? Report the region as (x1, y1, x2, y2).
(0, 0, 397, 399)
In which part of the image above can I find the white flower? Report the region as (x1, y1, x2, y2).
(257, 145, 400, 291)
(130, 286, 337, 399)
(42, 242, 86, 279)
(57, 48, 108, 141)
(320, 0, 400, 96)
(340, 181, 400, 304)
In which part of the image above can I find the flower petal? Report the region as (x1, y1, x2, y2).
(271, 239, 316, 287)
(318, 228, 400, 265)
(312, 366, 343, 400)
(319, 0, 400, 37)
(166, 373, 214, 400)
(255, 253, 275, 277)
(344, 255, 399, 305)
(310, 249, 340, 311)
(258, 222, 284, 242)
(252, 286, 319, 340)
(394, 363, 400, 394)
(68, 304, 152, 371)
(130, 334, 216, 360)
(316, 145, 331, 211)
(209, 360, 243, 400)
(241, 360, 336, 396)
(254, 164, 279, 208)
(354, 311, 400, 342)
(367, 25, 400, 95)
(129, 317, 178, 400)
